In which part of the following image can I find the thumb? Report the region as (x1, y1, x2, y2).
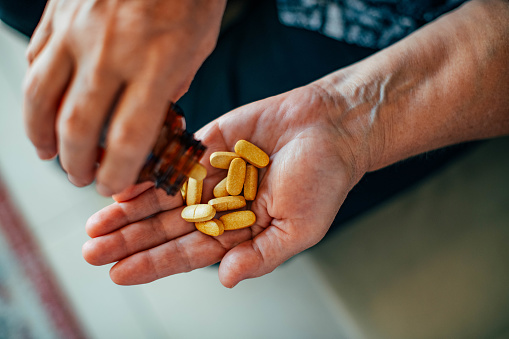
(218, 220, 322, 288)
(112, 181, 155, 202)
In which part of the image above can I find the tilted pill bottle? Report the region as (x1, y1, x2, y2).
(136, 103, 207, 195)
(98, 102, 205, 196)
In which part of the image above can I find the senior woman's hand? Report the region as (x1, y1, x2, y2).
(82, 84, 366, 287)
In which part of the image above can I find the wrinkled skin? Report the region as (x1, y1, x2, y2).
(23, 0, 226, 195)
(82, 85, 366, 288)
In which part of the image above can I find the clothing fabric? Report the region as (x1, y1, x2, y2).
(0, 0, 46, 37)
(276, 0, 467, 49)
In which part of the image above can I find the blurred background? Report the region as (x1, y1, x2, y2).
(1, 14, 509, 339)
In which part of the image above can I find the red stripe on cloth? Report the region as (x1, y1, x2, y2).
(0, 175, 88, 339)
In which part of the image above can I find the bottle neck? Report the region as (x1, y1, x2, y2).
(137, 104, 206, 195)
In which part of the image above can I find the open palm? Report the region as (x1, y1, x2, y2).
(83, 84, 362, 288)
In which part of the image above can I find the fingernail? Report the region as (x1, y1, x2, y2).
(96, 183, 113, 197)
(68, 175, 79, 186)
(68, 175, 91, 187)
(36, 148, 56, 160)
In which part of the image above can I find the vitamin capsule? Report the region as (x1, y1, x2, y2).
(210, 152, 239, 169)
(226, 158, 246, 196)
(186, 178, 203, 206)
(181, 180, 188, 201)
(234, 140, 269, 168)
(195, 219, 224, 237)
(220, 211, 256, 230)
(213, 177, 229, 198)
(181, 204, 216, 222)
(243, 165, 258, 201)
(188, 163, 207, 181)
(208, 196, 246, 212)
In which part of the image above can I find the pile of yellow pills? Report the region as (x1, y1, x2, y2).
(180, 140, 269, 236)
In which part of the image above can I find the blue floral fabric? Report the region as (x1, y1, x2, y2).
(276, 0, 467, 49)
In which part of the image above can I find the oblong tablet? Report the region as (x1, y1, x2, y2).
(186, 178, 203, 206)
(188, 163, 207, 181)
(181, 204, 216, 222)
(226, 158, 246, 196)
(210, 152, 239, 169)
(208, 196, 246, 212)
(213, 177, 228, 198)
(243, 165, 258, 201)
(234, 140, 269, 168)
(220, 211, 256, 230)
(181, 180, 188, 201)
(195, 219, 224, 236)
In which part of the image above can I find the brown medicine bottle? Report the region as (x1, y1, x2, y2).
(135, 103, 207, 195)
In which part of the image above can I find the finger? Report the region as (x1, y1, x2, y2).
(26, 0, 57, 64)
(86, 185, 183, 238)
(218, 220, 321, 288)
(95, 44, 200, 196)
(196, 100, 278, 161)
(95, 79, 169, 196)
(215, 103, 273, 151)
(23, 39, 73, 160)
(57, 66, 122, 186)
(83, 207, 195, 266)
(112, 181, 155, 203)
(108, 227, 252, 285)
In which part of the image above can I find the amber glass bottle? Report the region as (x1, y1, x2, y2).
(136, 103, 206, 195)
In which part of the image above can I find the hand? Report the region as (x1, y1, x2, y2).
(82, 84, 368, 287)
(23, 0, 227, 195)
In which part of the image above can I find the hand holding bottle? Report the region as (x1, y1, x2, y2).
(23, 0, 227, 196)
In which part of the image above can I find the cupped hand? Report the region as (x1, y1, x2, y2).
(82, 84, 367, 288)
(23, 0, 227, 195)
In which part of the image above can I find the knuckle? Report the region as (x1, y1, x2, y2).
(59, 109, 93, 143)
(22, 71, 41, 102)
(174, 238, 192, 272)
(25, 48, 35, 63)
(108, 123, 146, 154)
(23, 72, 57, 123)
(86, 58, 114, 85)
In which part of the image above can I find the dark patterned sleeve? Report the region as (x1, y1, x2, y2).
(276, 0, 467, 49)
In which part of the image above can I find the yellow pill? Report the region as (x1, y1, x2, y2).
(181, 180, 188, 201)
(195, 219, 224, 237)
(181, 204, 216, 222)
(234, 140, 269, 168)
(243, 165, 258, 201)
(226, 158, 246, 196)
(220, 211, 256, 230)
(213, 177, 229, 198)
(208, 196, 246, 212)
(186, 178, 203, 206)
(210, 152, 239, 169)
(188, 163, 207, 181)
